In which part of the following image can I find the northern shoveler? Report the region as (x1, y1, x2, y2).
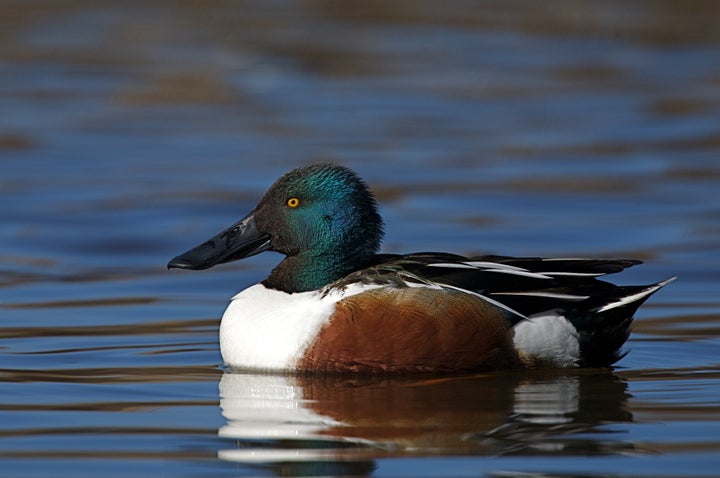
(168, 163, 674, 373)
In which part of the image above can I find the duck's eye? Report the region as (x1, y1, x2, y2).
(286, 197, 300, 208)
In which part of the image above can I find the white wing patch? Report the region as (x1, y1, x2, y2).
(595, 277, 676, 313)
(425, 262, 478, 269)
(544, 271, 606, 277)
(436, 282, 529, 322)
(462, 261, 529, 271)
(493, 291, 590, 301)
(427, 261, 553, 279)
(483, 269, 553, 279)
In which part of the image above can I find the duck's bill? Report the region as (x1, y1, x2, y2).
(167, 213, 271, 270)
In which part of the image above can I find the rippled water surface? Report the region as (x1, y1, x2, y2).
(2, 2, 720, 477)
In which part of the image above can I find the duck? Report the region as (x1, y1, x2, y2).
(168, 162, 674, 373)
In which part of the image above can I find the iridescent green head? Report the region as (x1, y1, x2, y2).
(168, 163, 385, 293)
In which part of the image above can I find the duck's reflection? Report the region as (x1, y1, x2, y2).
(218, 370, 632, 476)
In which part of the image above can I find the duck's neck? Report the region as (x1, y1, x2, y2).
(263, 249, 372, 293)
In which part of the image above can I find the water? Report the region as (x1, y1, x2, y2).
(1, 1, 719, 476)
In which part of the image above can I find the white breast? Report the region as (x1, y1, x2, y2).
(219, 283, 382, 371)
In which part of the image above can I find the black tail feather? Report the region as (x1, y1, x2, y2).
(569, 278, 675, 367)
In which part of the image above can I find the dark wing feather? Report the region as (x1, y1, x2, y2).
(336, 252, 644, 318)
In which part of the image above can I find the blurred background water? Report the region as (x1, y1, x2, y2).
(1, 1, 719, 477)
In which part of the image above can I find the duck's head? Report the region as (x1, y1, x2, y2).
(168, 163, 384, 293)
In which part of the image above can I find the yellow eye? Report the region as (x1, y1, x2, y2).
(286, 197, 300, 208)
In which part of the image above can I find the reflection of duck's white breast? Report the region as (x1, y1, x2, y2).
(218, 372, 343, 441)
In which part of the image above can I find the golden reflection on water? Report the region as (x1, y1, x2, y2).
(1, 365, 220, 384)
(1, 318, 215, 340)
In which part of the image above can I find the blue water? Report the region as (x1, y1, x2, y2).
(1, 2, 720, 477)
